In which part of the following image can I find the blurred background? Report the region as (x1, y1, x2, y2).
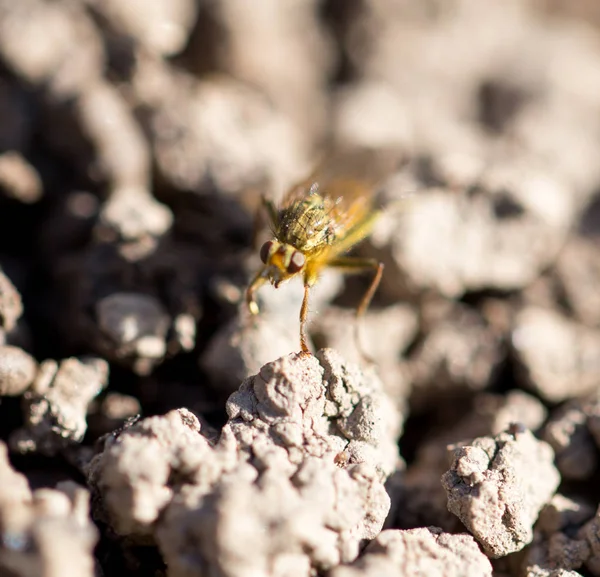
(2, 0, 600, 572)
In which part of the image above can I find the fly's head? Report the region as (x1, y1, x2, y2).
(259, 240, 306, 288)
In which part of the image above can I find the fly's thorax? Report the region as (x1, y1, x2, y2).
(259, 239, 306, 286)
(277, 195, 336, 252)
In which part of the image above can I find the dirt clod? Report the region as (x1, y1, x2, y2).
(442, 427, 560, 557)
(1, 1, 600, 575)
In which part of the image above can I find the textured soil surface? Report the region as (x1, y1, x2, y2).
(1, 1, 600, 576)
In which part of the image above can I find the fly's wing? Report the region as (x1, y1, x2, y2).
(320, 177, 375, 237)
(320, 181, 380, 259)
(281, 147, 403, 211)
(311, 148, 406, 256)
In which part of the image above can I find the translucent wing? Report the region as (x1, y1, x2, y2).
(283, 147, 397, 202)
(281, 147, 402, 233)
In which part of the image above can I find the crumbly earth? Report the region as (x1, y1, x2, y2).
(1, 1, 600, 575)
(441, 427, 560, 557)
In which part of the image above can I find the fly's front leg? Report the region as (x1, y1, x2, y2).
(299, 283, 311, 355)
(298, 267, 321, 356)
(327, 256, 384, 362)
(246, 268, 268, 316)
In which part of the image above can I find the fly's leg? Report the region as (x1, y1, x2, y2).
(354, 260, 384, 318)
(299, 283, 311, 355)
(246, 268, 268, 316)
(327, 256, 384, 363)
(299, 265, 323, 356)
(248, 194, 277, 309)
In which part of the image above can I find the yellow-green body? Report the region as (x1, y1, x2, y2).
(246, 160, 386, 356)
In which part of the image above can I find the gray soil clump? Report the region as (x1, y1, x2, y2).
(1, 1, 600, 575)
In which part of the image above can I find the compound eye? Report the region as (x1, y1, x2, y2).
(287, 251, 306, 273)
(260, 241, 273, 264)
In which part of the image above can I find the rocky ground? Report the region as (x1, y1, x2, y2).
(1, 1, 600, 576)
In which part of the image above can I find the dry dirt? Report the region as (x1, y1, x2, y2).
(1, 1, 600, 576)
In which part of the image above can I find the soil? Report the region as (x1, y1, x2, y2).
(1, 1, 600, 576)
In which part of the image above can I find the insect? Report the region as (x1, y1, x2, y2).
(334, 450, 350, 468)
(246, 149, 396, 357)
